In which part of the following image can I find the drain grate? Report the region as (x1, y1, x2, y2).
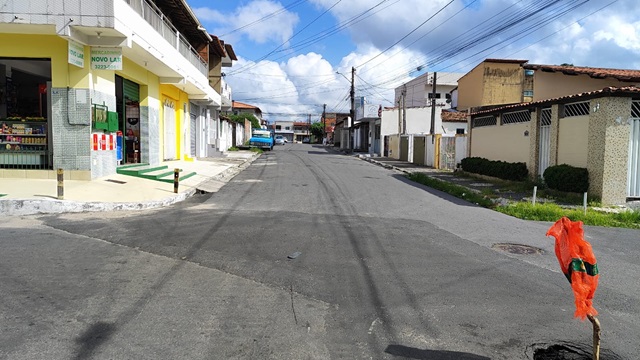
(492, 243, 544, 255)
(105, 179, 127, 184)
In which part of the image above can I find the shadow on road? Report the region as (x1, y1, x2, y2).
(385, 344, 490, 359)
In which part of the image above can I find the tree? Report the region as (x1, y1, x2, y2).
(310, 122, 324, 140)
(228, 113, 261, 129)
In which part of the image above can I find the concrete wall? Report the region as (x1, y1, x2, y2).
(470, 121, 531, 165)
(587, 97, 632, 205)
(458, 62, 524, 111)
(533, 71, 631, 102)
(557, 115, 589, 168)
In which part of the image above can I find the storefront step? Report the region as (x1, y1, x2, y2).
(116, 164, 196, 183)
(116, 164, 168, 176)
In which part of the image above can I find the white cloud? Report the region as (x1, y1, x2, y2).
(221, 0, 640, 120)
(194, 0, 299, 45)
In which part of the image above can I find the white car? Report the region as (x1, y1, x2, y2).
(274, 135, 285, 145)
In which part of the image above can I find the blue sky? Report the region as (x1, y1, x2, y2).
(186, 0, 640, 122)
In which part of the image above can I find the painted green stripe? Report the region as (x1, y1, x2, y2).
(565, 258, 599, 283)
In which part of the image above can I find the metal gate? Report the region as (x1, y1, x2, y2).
(538, 108, 552, 178)
(628, 101, 640, 198)
(439, 136, 456, 170)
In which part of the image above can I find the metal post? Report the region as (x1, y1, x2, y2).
(322, 103, 326, 145)
(174, 168, 180, 193)
(57, 168, 64, 200)
(402, 84, 406, 135)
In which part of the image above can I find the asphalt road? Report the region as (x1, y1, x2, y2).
(1, 142, 639, 359)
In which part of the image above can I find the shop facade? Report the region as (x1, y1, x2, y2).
(1, 0, 223, 179)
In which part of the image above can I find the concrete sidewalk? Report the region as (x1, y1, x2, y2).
(0, 151, 259, 216)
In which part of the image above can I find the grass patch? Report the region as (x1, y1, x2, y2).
(249, 147, 264, 154)
(228, 147, 240, 151)
(496, 202, 640, 229)
(407, 172, 639, 229)
(407, 173, 495, 208)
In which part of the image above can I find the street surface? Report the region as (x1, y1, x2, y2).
(1, 142, 639, 359)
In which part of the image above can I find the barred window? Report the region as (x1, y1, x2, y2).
(472, 115, 497, 128)
(502, 110, 531, 125)
(563, 101, 590, 117)
(540, 108, 552, 126)
(632, 100, 640, 118)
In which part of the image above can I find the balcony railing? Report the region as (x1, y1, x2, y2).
(125, 0, 208, 76)
(221, 77, 232, 100)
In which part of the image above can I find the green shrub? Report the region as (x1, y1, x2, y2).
(460, 157, 528, 181)
(543, 164, 589, 193)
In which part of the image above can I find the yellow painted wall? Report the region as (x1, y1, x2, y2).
(458, 63, 484, 111)
(533, 72, 628, 102)
(458, 62, 524, 111)
(557, 115, 589, 167)
(160, 84, 189, 160)
(470, 122, 531, 164)
(0, 34, 93, 88)
(481, 63, 524, 106)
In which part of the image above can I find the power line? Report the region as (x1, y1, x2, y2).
(219, 0, 307, 37)
(356, 0, 455, 69)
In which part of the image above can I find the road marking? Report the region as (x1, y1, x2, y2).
(368, 318, 380, 335)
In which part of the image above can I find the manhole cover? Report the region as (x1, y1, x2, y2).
(492, 243, 544, 255)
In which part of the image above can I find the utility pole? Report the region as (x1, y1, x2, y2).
(322, 103, 326, 144)
(402, 84, 406, 135)
(350, 66, 355, 152)
(308, 113, 311, 141)
(430, 72, 437, 143)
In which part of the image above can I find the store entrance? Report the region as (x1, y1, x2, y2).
(0, 58, 52, 169)
(115, 75, 141, 164)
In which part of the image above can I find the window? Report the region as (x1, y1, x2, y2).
(285, 126, 291, 130)
(525, 69, 535, 76)
(445, 93, 452, 100)
(276, 125, 281, 130)
(523, 90, 533, 97)
(428, 93, 442, 99)
(456, 128, 465, 134)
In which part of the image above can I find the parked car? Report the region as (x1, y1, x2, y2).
(302, 137, 310, 143)
(274, 135, 285, 145)
(249, 129, 274, 150)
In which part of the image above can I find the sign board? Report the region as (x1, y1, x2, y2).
(90, 47, 122, 70)
(68, 40, 85, 68)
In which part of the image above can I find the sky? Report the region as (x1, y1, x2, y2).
(186, 0, 640, 122)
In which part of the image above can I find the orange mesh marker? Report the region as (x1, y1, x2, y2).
(546, 216, 601, 360)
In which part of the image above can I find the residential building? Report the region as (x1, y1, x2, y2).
(395, 72, 464, 108)
(273, 121, 294, 142)
(469, 87, 640, 205)
(459, 59, 640, 204)
(0, 0, 236, 180)
(457, 59, 530, 112)
(381, 72, 465, 161)
(231, 101, 263, 121)
(293, 121, 310, 142)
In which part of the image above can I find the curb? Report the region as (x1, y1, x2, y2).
(0, 189, 196, 217)
(1, 153, 260, 216)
